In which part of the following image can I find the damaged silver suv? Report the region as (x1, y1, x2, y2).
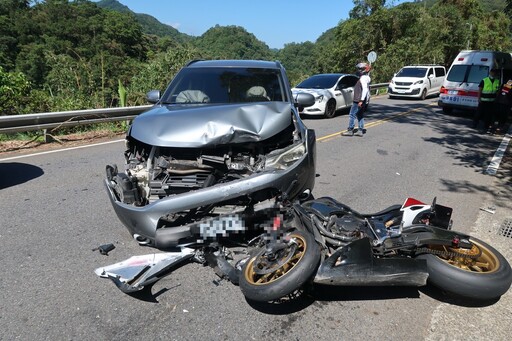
(105, 60, 316, 249)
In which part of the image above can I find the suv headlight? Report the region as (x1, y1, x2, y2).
(265, 143, 306, 170)
(413, 80, 424, 85)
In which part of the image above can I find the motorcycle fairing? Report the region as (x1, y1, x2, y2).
(94, 248, 195, 293)
(314, 238, 429, 286)
(400, 197, 453, 229)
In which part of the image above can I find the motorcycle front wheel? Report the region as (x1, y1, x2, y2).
(417, 236, 512, 300)
(239, 230, 320, 302)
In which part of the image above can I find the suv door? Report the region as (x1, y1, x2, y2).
(433, 67, 446, 93)
(426, 67, 435, 94)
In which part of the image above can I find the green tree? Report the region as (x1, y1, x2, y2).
(0, 0, 31, 70)
(350, 0, 387, 18)
(11, 0, 150, 110)
(194, 25, 274, 60)
(328, 0, 512, 83)
(128, 45, 204, 106)
(0, 66, 30, 115)
(277, 42, 317, 85)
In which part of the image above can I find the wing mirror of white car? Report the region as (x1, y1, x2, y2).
(146, 90, 161, 104)
(428, 74, 435, 79)
(294, 92, 316, 108)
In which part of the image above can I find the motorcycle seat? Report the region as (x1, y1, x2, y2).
(362, 204, 402, 218)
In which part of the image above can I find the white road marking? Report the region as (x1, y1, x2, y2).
(0, 139, 124, 162)
(485, 125, 512, 175)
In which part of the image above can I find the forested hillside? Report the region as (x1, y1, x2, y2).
(1, 0, 511, 118)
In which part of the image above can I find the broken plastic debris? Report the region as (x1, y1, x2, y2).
(479, 206, 496, 214)
(92, 243, 116, 255)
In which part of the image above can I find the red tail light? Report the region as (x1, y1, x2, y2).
(440, 86, 479, 97)
(458, 90, 479, 97)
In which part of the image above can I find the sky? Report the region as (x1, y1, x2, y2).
(105, 0, 412, 49)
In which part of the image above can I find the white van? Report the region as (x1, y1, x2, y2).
(438, 50, 512, 114)
(388, 65, 446, 100)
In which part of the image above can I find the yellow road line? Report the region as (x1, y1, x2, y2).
(317, 103, 436, 142)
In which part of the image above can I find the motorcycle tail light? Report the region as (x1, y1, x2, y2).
(452, 236, 460, 247)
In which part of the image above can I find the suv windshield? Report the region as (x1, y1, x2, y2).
(295, 74, 340, 89)
(161, 67, 285, 104)
(446, 65, 489, 84)
(396, 68, 428, 78)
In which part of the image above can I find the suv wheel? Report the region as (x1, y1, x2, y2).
(420, 88, 427, 100)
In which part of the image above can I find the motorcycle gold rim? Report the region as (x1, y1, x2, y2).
(431, 240, 500, 273)
(244, 234, 306, 286)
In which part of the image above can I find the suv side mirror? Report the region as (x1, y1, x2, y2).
(428, 74, 434, 79)
(146, 90, 161, 104)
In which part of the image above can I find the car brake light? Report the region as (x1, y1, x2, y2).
(440, 87, 479, 97)
(481, 58, 488, 62)
(457, 90, 479, 97)
(458, 57, 464, 61)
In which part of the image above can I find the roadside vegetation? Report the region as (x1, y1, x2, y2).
(1, 0, 511, 142)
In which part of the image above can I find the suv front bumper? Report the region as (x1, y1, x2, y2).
(104, 130, 316, 248)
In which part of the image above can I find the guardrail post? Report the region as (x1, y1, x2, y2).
(43, 129, 51, 143)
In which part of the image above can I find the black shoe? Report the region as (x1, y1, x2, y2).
(362, 129, 367, 134)
(342, 129, 354, 136)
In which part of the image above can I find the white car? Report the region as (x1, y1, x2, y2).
(388, 65, 446, 100)
(292, 73, 359, 118)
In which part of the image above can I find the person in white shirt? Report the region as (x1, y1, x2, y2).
(342, 62, 371, 137)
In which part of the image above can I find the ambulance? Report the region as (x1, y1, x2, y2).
(438, 50, 512, 114)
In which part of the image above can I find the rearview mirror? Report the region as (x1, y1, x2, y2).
(146, 90, 161, 104)
(294, 92, 315, 108)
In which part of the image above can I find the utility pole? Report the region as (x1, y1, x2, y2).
(466, 23, 473, 50)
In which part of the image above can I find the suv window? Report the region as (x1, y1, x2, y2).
(435, 67, 446, 77)
(427, 68, 434, 77)
(396, 67, 428, 78)
(162, 67, 285, 104)
(447, 65, 488, 84)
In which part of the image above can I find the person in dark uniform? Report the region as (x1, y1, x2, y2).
(474, 68, 500, 133)
(493, 78, 512, 134)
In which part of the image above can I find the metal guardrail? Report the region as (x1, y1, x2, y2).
(370, 82, 389, 95)
(0, 83, 389, 135)
(0, 105, 152, 135)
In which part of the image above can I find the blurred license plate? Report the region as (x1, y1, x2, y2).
(448, 90, 458, 95)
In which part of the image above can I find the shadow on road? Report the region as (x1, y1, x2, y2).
(245, 281, 502, 314)
(245, 284, 422, 315)
(0, 162, 44, 189)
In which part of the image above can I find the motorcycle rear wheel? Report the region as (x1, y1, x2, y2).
(239, 230, 320, 302)
(417, 236, 512, 300)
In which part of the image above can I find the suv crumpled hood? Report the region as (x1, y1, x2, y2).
(129, 102, 292, 147)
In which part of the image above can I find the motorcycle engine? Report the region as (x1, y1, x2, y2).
(332, 215, 361, 234)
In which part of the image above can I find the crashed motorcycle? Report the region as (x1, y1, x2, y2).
(95, 196, 512, 302)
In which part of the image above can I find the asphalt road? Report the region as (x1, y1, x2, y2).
(1, 96, 510, 340)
